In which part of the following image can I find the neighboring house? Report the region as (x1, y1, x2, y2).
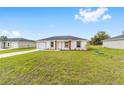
(37, 36, 88, 50)
(0, 38, 36, 49)
(0, 42, 3, 49)
(103, 34, 124, 49)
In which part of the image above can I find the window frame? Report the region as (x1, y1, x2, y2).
(8, 43, 10, 46)
(50, 41, 54, 47)
(64, 41, 69, 48)
(77, 41, 81, 48)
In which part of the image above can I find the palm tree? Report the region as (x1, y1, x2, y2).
(0, 36, 8, 49)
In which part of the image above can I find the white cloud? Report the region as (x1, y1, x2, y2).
(0, 29, 21, 37)
(102, 14, 112, 20)
(75, 7, 111, 23)
(12, 31, 21, 37)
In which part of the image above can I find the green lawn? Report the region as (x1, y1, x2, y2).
(0, 48, 36, 54)
(1, 46, 124, 84)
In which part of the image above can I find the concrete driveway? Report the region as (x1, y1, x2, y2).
(0, 49, 9, 51)
(0, 49, 39, 58)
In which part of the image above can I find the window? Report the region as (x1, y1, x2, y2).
(50, 42, 54, 47)
(8, 43, 10, 46)
(77, 41, 81, 48)
(64, 42, 69, 48)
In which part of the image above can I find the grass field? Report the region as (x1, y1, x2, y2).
(0, 48, 36, 54)
(0, 46, 124, 84)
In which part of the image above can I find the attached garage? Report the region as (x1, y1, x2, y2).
(103, 35, 124, 49)
(37, 42, 46, 50)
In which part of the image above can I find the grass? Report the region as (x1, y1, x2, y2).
(1, 46, 124, 84)
(0, 48, 36, 54)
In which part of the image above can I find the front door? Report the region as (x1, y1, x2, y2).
(69, 40, 71, 50)
(55, 40, 57, 50)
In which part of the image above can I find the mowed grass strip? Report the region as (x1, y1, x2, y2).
(1, 46, 124, 84)
(0, 48, 36, 54)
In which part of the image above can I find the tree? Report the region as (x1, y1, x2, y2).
(0, 36, 8, 49)
(90, 31, 110, 45)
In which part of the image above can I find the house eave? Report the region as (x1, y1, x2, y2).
(37, 39, 88, 42)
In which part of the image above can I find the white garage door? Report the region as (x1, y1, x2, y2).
(38, 42, 46, 50)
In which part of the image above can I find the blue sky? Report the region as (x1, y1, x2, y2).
(0, 7, 123, 40)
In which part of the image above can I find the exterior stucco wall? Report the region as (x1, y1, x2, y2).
(5, 41, 19, 49)
(58, 40, 70, 50)
(71, 40, 87, 50)
(37, 40, 87, 50)
(103, 40, 124, 49)
(0, 41, 19, 49)
(18, 41, 36, 48)
(0, 41, 36, 49)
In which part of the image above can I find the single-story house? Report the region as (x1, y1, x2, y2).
(37, 36, 88, 50)
(103, 34, 124, 49)
(0, 38, 36, 49)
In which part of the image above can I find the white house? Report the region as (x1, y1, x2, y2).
(0, 38, 36, 49)
(103, 34, 124, 49)
(37, 36, 88, 50)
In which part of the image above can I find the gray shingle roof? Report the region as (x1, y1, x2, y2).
(38, 36, 88, 41)
(111, 35, 124, 39)
(103, 35, 124, 41)
(7, 38, 35, 42)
